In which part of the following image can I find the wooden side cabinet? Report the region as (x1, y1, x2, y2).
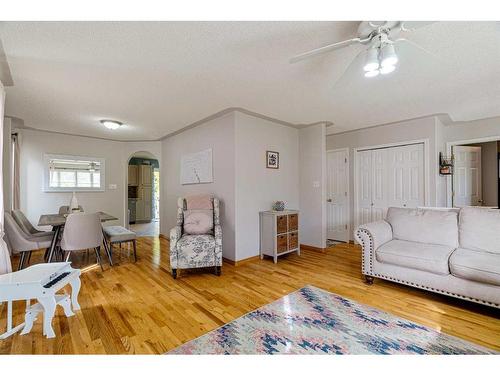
(259, 210, 300, 263)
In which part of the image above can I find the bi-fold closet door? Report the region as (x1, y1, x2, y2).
(356, 143, 425, 226)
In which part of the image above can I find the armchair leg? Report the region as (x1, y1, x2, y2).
(365, 275, 374, 285)
(172, 269, 177, 279)
(215, 266, 221, 276)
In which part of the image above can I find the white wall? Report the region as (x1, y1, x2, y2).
(18, 128, 161, 229)
(299, 123, 326, 248)
(2, 117, 11, 211)
(161, 112, 237, 260)
(234, 112, 299, 260)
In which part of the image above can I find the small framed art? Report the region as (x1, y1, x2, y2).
(266, 151, 279, 169)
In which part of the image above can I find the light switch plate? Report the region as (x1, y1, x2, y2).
(108, 184, 117, 190)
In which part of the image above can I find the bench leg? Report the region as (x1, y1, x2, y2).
(132, 240, 137, 262)
(365, 275, 374, 285)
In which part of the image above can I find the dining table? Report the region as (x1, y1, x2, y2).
(38, 211, 118, 265)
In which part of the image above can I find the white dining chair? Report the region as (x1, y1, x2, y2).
(60, 212, 105, 271)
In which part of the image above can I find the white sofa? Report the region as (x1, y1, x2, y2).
(355, 206, 500, 308)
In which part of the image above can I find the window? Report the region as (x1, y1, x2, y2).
(44, 154, 105, 192)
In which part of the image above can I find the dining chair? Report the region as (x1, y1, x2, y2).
(58, 205, 84, 215)
(60, 212, 105, 271)
(12, 210, 52, 238)
(4, 212, 54, 270)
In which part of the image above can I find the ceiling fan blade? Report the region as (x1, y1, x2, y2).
(400, 21, 436, 32)
(331, 49, 367, 90)
(394, 38, 437, 59)
(290, 38, 364, 64)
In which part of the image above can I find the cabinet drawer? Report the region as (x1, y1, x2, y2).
(277, 234, 288, 253)
(288, 214, 298, 231)
(276, 215, 288, 234)
(288, 232, 298, 250)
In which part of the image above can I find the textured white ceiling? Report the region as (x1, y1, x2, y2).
(1, 21, 499, 140)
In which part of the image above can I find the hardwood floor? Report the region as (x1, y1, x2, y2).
(1, 237, 499, 354)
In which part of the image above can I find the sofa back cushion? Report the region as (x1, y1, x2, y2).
(183, 209, 214, 235)
(386, 207, 458, 247)
(459, 207, 500, 254)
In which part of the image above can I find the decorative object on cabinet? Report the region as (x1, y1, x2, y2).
(272, 201, 285, 211)
(439, 152, 454, 175)
(266, 151, 279, 169)
(260, 210, 299, 263)
(181, 148, 213, 185)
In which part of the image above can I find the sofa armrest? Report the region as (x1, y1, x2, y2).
(214, 224, 222, 266)
(354, 220, 393, 275)
(169, 226, 182, 269)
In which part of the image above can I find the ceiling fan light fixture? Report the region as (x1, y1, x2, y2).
(380, 64, 396, 75)
(100, 119, 123, 130)
(364, 69, 380, 78)
(363, 48, 380, 72)
(380, 43, 398, 67)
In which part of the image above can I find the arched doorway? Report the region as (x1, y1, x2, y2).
(127, 151, 160, 237)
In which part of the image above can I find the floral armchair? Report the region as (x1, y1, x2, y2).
(169, 197, 222, 279)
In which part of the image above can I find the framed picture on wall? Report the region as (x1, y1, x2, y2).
(266, 151, 279, 169)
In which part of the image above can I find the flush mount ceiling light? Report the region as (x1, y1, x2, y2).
(100, 119, 123, 130)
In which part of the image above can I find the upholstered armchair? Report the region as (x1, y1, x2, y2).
(169, 196, 222, 279)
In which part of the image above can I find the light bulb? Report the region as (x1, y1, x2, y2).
(380, 43, 398, 68)
(363, 48, 379, 72)
(364, 69, 380, 78)
(100, 120, 123, 130)
(380, 64, 396, 75)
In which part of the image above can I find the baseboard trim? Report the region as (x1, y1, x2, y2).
(223, 255, 260, 266)
(300, 244, 326, 252)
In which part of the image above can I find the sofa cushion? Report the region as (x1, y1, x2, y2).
(449, 248, 500, 286)
(376, 239, 455, 275)
(459, 207, 500, 254)
(386, 207, 458, 247)
(183, 209, 213, 235)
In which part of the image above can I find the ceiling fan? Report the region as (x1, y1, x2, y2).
(290, 21, 435, 79)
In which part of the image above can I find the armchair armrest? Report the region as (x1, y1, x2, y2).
(214, 224, 222, 266)
(354, 220, 393, 275)
(169, 226, 182, 269)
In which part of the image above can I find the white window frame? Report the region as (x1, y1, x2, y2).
(43, 153, 105, 192)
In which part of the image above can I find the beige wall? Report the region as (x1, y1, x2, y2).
(234, 112, 299, 260)
(18, 128, 161, 229)
(466, 141, 498, 207)
(161, 112, 237, 260)
(299, 123, 326, 248)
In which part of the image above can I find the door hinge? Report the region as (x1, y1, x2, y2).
(345, 224, 348, 230)
(345, 191, 347, 196)
(345, 158, 347, 163)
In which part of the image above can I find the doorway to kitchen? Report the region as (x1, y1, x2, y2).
(127, 151, 160, 237)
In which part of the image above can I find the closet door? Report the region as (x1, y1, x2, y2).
(357, 150, 373, 225)
(387, 143, 425, 208)
(371, 149, 388, 221)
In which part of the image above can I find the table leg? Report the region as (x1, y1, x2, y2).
(47, 226, 61, 263)
(69, 277, 81, 310)
(38, 296, 57, 339)
(101, 228, 113, 266)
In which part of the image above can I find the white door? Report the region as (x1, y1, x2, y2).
(357, 150, 374, 225)
(327, 150, 349, 242)
(356, 143, 426, 228)
(453, 146, 482, 207)
(387, 143, 425, 209)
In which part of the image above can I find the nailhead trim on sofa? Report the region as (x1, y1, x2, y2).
(354, 228, 499, 309)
